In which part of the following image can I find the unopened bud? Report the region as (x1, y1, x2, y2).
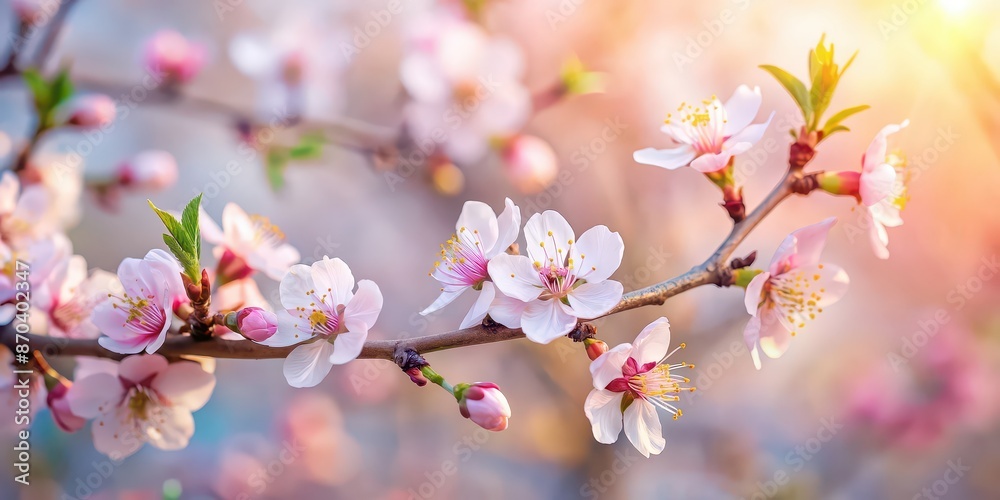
(501, 135, 558, 194)
(144, 30, 206, 84)
(816, 171, 861, 199)
(229, 307, 278, 342)
(56, 94, 116, 129)
(117, 150, 178, 191)
(455, 382, 511, 432)
(584, 337, 609, 360)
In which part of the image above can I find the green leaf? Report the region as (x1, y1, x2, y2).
(822, 125, 850, 140)
(22, 69, 51, 116)
(760, 64, 812, 122)
(150, 196, 203, 283)
(266, 149, 288, 190)
(288, 135, 324, 160)
(49, 68, 74, 107)
(822, 104, 869, 134)
(148, 200, 184, 241)
(180, 194, 202, 266)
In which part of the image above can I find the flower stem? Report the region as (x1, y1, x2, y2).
(420, 365, 453, 395)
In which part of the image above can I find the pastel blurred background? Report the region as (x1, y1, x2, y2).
(2, 0, 1000, 498)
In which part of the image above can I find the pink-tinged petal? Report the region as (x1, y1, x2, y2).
(722, 85, 763, 136)
(523, 211, 575, 266)
(400, 54, 451, 102)
(870, 221, 890, 260)
(460, 281, 495, 330)
(659, 123, 694, 144)
(771, 217, 837, 271)
(330, 330, 366, 365)
(0, 171, 18, 213)
(486, 291, 528, 329)
(584, 389, 624, 444)
(73, 357, 119, 379)
(92, 407, 143, 459)
(143, 406, 194, 451)
(310, 257, 356, 307)
(222, 203, 254, 245)
(744, 272, 771, 316)
(278, 263, 317, 311)
(343, 279, 383, 333)
(98, 336, 148, 355)
(631, 317, 672, 366)
(757, 308, 793, 360)
(632, 146, 697, 170)
(724, 111, 774, 149)
(521, 299, 577, 344)
(489, 198, 521, 258)
(199, 207, 225, 245)
(260, 244, 300, 281)
(623, 400, 665, 458)
(152, 361, 216, 411)
(283, 341, 336, 388)
(743, 316, 763, 370)
(67, 373, 124, 419)
(871, 201, 904, 227)
(787, 263, 850, 307)
(567, 280, 623, 319)
(574, 225, 624, 283)
(488, 254, 542, 302)
(420, 287, 466, 316)
(456, 201, 500, 254)
(689, 151, 734, 173)
(118, 354, 168, 385)
(859, 162, 897, 206)
(863, 120, 909, 172)
(590, 342, 632, 390)
(143, 321, 170, 354)
(259, 311, 310, 347)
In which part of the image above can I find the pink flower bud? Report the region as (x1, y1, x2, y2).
(236, 307, 278, 342)
(58, 94, 116, 129)
(47, 379, 86, 433)
(584, 337, 609, 361)
(144, 30, 206, 84)
(11, 0, 47, 23)
(117, 150, 178, 191)
(457, 382, 510, 431)
(502, 135, 559, 194)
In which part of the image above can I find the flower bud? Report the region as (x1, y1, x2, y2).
(11, 0, 46, 24)
(816, 171, 860, 199)
(116, 150, 178, 191)
(584, 337, 608, 361)
(455, 382, 510, 431)
(144, 30, 206, 84)
(231, 307, 278, 342)
(56, 94, 116, 129)
(502, 135, 558, 194)
(47, 379, 85, 433)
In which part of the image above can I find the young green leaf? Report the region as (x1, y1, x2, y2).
(180, 194, 202, 260)
(760, 64, 812, 122)
(822, 104, 870, 135)
(22, 69, 52, 117)
(149, 196, 203, 283)
(266, 149, 288, 190)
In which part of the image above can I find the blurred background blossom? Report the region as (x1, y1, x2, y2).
(1, 0, 1000, 498)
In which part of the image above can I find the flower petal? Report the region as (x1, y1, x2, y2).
(632, 146, 697, 170)
(771, 217, 837, 271)
(489, 198, 521, 258)
(456, 201, 500, 254)
(283, 341, 336, 388)
(310, 257, 356, 307)
(860, 162, 897, 206)
(863, 120, 909, 172)
(573, 225, 624, 283)
(722, 85, 763, 136)
(757, 308, 792, 360)
(486, 291, 528, 329)
(584, 390, 624, 444)
(460, 281, 495, 329)
(92, 407, 143, 459)
(689, 151, 734, 173)
(143, 406, 194, 451)
(330, 330, 367, 365)
(631, 317, 672, 366)
(67, 373, 124, 419)
(420, 287, 466, 316)
(743, 316, 763, 370)
(523, 211, 575, 266)
(521, 299, 577, 344)
(151, 361, 216, 411)
(118, 354, 168, 386)
(278, 263, 317, 311)
(259, 311, 310, 347)
(744, 272, 771, 316)
(343, 279, 383, 333)
(590, 342, 632, 390)
(724, 110, 774, 149)
(567, 280, 623, 319)
(623, 400, 665, 458)
(488, 254, 542, 302)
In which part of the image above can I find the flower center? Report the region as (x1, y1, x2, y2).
(664, 96, 727, 154)
(608, 345, 696, 420)
(431, 226, 489, 288)
(110, 290, 166, 334)
(291, 288, 346, 338)
(765, 266, 829, 336)
(250, 214, 286, 247)
(128, 389, 153, 420)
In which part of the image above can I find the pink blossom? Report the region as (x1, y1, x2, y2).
(116, 150, 179, 192)
(67, 354, 216, 458)
(0, 171, 55, 245)
(585, 318, 694, 457)
(39, 254, 117, 338)
(143, 30, 206, 84)
(862, 123, 910, 260)
(634, 85, 774, 173)
(859, 121, 908, 206)
(421, 198, 521, 329)
(56, 94, 116, 129)
(457, 382, 511, 431)
(236, 307, 278, 342)
(742, 218, 850, 369)
(47, 379, 86, 433)
(201, 203, 300, 282)
(502, 135, 559, 194)
(92, 250, 186, 354)
(488, 211, 624, 343)
(264, 257, 383, 388)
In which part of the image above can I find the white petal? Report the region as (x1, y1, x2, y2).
(283, 341, 336, 388)
(523, 211, 575, 266)
(489, 198, 521, 258)
(456, 201, 500, 254)
(343, 279, 383, 333)
(863, 120, 908, 172)
(623, 400, 665, 458)
(420, 287, 466, 316)
(757, 308, 793, 360)
(584, 390, 624, 444)
(67, 373, 124, 419)
(260, 311, 310, 347)
(722, 85, 763, 136)
(151, 361, 216, 411)
(743, 316, 763, 370)
(631, 317, 671, 366)
(743, 272, 770, 316)
(310, 257, 356, 307)
(567, 280, 623, 319)
(488, 254, 542, 302)
(487, 291, 528, 328)
(784, 263, 850, 308)
(590, 343, 632, 390)
(144, 406, 194, 451)
(278, 263, 317, 311)
(92, 407, 143, 459)
(521, 299, 577, 344)
(330, 330, 367, 365)
(632, 146, 697, 170)
(860, 163, 897, 206)
(198, 207, 225, 245)
(573, 225, 624, 283)
(724, 110, 774, 148)
(689, 151, 734, 173)
(460, 281, 495, 329)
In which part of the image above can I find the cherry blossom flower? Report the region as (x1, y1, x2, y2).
(584, 318, 694, 457)
(56, 94, 116, 129)
(862, 123, 910, 260)
(263, 257, 383, 388)
(420, 198, 520, 329)
(743, 218, 850, 369)
(502, 135, 559, 194)
(200, 203, 300, 282)
(488, 211, 624, 343)
(633, 85, 775, 173)
(401, 9, 531, 164)
(0, 171, 54, 245)
(116, 150, 179, 192)
(858, 121, 909, 206)
(67, 354, 216, 459)
(143, 30, 206, 84)
(38, 254, 117, 338)
(456, 382, 511, 431)
(92, 250, 186, 355)
(47, 379, 85, 433)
